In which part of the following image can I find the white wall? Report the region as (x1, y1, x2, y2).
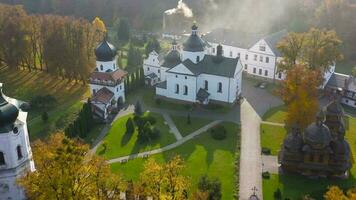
(165, 72, 197, 102)
(96, 57, 118, 72)
(342, 98, 356, 108)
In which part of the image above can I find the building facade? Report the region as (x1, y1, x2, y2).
(204, 28, 335, 87)
(326, 73, 356, 109)
(89, 39, 127, 120)
(144, 24, 243, 105)
(0, 83, 35, 200)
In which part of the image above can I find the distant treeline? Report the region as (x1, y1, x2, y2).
(0, 4, 105, 82)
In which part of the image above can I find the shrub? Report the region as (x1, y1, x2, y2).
(126, 118, 135, 135)
(198, 175, 222, 200)
(274, 188, 282, 200)
(155, 98, 161, 105)
(262, 171, 270, 179)
(41, 111, 49, 122)
(262, 147, 271, 155)
(134, 101, 143, 116)
(210, 125, 227, 140)
(149, 127, 160, 140)
(142, 115, 157, 125)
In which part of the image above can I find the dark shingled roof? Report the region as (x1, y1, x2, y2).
(326, 73, 349, 88)
(262, 30, 288, 57)
(146, 73, 158, 79)
(95, 39, 117, 62)
(196, 88, 210, 102)
(203, 28, 263, 49)
(156, 81, 167, 89)
(172, 55, 239, 77)
(183, 34, 206, 52)
(304, 123, 332, 150)
(0, 85, 19, 133)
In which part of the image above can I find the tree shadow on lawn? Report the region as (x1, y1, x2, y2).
(160, 127, 239, 170)
(278, 173, 356, 199)
(121, 130, 134, 147)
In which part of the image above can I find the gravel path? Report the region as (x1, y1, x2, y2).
(162, 113, 183, 140)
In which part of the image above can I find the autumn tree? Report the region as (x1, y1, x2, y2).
(18, 133, 125, 200)
(92, 16, 106, 42)
(139, 156, 189, 199)
(324, 186, 348, 200)
(277, 64, 321, 129)
(277, 28, 343, 78)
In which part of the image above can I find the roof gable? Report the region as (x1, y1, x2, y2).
(167, 63, 194, 75)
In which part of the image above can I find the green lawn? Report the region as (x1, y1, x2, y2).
(260, 124, 287, 155)
(263, 116, 356, 199)
(262, 105, 287, 124)
(110, 122, 240, 200)
(96, 112, 177, 159)
(0, 67, 88, 140)
(171, 115, 213, 137)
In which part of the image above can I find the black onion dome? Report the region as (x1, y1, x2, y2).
(165, 50, 181, 63)
(284, 133, 303, 152)
(183, 25, 206, 52)
(95, 39, 117, 62)
(304, 122, 332, 149)
(0, 88, 19, 132)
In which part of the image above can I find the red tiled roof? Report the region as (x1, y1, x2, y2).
(92, 87, 114, 104)
(90, 69, 127, 83)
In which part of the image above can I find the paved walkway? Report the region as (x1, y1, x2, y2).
(239, 100, 263, 199)
(108, 120, 221, 164)
(262, 155, 279, 174)
(162, 113, 183, 140)
(261, 121, 285, 127)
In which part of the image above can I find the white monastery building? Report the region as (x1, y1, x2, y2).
(204, 28, 335, 87)
(326, 73, 356, 108)
(144, 24, 243, 105)
(0, 83, 35, 200)
(89, 39, 127, 120)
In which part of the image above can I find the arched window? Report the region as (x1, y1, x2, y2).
(265, 70, 268, 76)
(175, 84, 179, 94)
(204, 80, 208, 90)
(0, 152, 5, 165)
(196, 56, 200, 63)
(100, 65, 103, 71)
(17, 146, 23, 160)
(184, 86, 188, 95)
(218, 82, 222, 93)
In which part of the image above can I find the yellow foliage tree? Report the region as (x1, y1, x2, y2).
(324, 186, 348, 200)
(278, 64, 322, 129)
(139, 156, 189, 199)
(92, 17, 107, 33)
(18, 133, 124, 200)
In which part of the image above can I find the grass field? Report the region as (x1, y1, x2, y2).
(262, 105, 287, 124)
(96, 112, 177, 159)
(260, 124, 286, 155)
(171, 115, 213, 137)
(110, 122, 240, 200)
(262, 116, 356, 199)
(0, 67, 89, 140)
(335, 60, 356, 75)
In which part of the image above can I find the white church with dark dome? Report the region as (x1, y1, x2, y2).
(89, 39, 127, 120)
(0, 83, 35, 200)
(143, 23, 243, 105)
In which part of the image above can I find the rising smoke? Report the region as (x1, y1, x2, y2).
(164, 0, 301, 35)
(165, 0, 193, 18)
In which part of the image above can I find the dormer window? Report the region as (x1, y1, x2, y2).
(196, 56, 200, 63)
(0, 152, 5, 165)
(100, 65, 103, 71)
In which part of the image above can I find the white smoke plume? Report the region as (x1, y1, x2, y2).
(165, 0, 193, 18)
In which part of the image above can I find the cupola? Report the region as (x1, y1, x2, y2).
(0, 83, 19, 133)
(95, 38, 117, 62)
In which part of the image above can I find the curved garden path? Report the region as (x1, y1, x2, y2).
(107, 120, 222, 164)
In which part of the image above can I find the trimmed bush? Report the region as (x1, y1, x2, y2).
(210, 125, 227, 140)
(262, 147, 271, 155)
(274, 188, 282, 200)
(262, 171, 270, 179)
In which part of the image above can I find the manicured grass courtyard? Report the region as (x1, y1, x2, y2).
(262, 105, 287, 124)
(171, 115, 213, 137)
(260, 124, 287, 155)
(262, 115, 356, 199)
(0, 67, 89, 140)
(110, 122, 240, 200)
(96, 112, 177, 159)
